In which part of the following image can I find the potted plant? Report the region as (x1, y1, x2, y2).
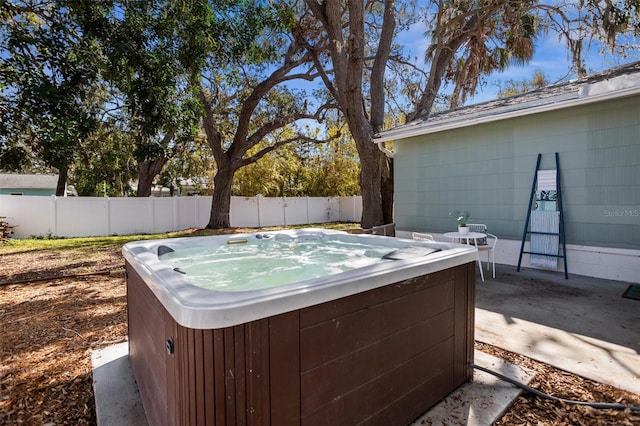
(450, 211, 471, 234)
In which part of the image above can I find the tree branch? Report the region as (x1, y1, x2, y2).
(239, 131, 338, 168)
(370, 0, 395, 133)
(245, 101, 332, 148)
(231, 35, 312, 158)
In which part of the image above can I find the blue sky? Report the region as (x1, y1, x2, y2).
(398, 20, 640, 105)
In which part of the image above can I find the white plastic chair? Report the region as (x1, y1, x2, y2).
(412, 232, 435, 241)
(467, 223, 487, 234)
(467, 224, 497, 278)
(367, 223, 395, 236)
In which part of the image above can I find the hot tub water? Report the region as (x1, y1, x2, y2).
(158, 234, 395, 291)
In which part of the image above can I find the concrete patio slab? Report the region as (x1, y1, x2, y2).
(475, 265, 640, 395)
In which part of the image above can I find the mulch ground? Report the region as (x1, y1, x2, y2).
(1, 242, 639, 425)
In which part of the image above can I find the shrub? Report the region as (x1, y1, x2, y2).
(0, 217, 15, 242)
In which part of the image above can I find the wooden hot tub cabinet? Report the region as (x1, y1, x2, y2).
(126, 261, 476, 426)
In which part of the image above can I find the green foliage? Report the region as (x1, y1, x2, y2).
(583, 0, 640, 48)
(72, 122, 138, 196)
(4, 0, 637, 211)
(423, 0, 540, 109)
(72, 0, 206, 160)
(156, 135, 215, 196)
(232, 126, 360, 197)
(66, 0, 295, 196)
(496, 70, 549, 98)
(449, 210, 471, 227)
(0, 1, 102, 183)
(0, 143, 29, 172)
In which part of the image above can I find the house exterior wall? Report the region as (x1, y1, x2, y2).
(0, 188, 56, 196)
(394, 96, 640, 281)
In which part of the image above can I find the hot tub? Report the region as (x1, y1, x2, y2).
(123, 228, 477, 426)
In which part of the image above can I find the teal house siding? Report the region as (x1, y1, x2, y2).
(0, 188, 56, 196)
(394, 96, 640, 251)
(0, 174, 59, 196)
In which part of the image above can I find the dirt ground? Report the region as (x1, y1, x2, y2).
(1, 234, 639, 425)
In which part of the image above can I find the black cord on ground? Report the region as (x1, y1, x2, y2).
(472, 364, 640, 412)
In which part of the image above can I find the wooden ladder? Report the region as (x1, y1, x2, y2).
(517, 153, 568, 279)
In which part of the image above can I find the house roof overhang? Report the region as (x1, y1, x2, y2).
(0, 173, 58, 189)
(374, 61, 640, 143)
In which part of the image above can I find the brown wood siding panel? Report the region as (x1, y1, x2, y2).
(298, 264, 473, 425)
(245, 320, 271, 426)
(178, 325, 189, 425)
(127, 267, 166, 375)
(232, 325, 247, 425)
(453, 262, 475, 387)
(363, 354, 455, 426)
(300, 269, 455, 327)
(300, 278, 454, 370)
(170, 314, 301, 426)
(202, 331, 215, 425)
(259, 321, 271, 426)
(194, 330, 205, 425)
(174, 326, 235, 425)
(213, 329, 226, 425)
(165, 317, 178, 426)
(466, 263, 476, 380)
(300, 309, 454, 414)
(268, 312, 301, 426)
(185, 327, 195, 425)
(301, 339, 454, 426)
(128, 258, 474, 426)
(126, 264, 168, 426)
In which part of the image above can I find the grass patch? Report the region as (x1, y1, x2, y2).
(0, 222, 361, 255)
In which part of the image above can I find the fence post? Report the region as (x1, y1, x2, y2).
(173, 196, 178, 231)
(149, 197, 155, 234)
(257, 195, 261, 227)
(106, 197, 111, 236)
(191, 195, 200, 228)
(353, 195, 358, 222)
(50, 195, 57, 237)
(282, 196, 287, 226)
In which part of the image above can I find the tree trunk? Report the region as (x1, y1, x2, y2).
(380, 154, 394, 224)
(358, 154, 383, 229)
(351, 122, 384, 229)
(55, 166, 68, 196)
(136, 158, 168, 197)
(304, 0, 391, 229)
(207, 168, 234, 229)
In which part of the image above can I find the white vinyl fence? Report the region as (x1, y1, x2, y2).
(0, 195, 363, 239)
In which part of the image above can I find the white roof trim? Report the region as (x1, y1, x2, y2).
(579, 72, 640, 97)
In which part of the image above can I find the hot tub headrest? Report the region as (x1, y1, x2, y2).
(158, 245, 175, 257)
(382, 246, 441, 260)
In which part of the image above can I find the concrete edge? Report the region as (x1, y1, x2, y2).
(91, 342, 148, 426)
(412, 350, 536, 426)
